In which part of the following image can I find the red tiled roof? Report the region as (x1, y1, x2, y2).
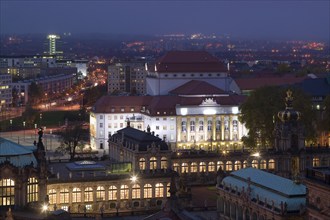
(155, 51, 227, 73)
(93, 95, 246, 116)
(235, 76, 307, 90)
(169, 80, 226, 95)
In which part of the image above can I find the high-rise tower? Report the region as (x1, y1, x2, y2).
(45, 34, 63, 57)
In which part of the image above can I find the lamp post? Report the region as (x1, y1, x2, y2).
(34, 124, 37, 141)
(23, 121, 26, 141)
(10, 119, 12, 138)
(40, 113, 43, 127)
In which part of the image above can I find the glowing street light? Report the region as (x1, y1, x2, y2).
(42, 204, 48, 212)
(23, 121, 26, 141)
(130, 175, 138, 183)
(10, 119, 12, 138)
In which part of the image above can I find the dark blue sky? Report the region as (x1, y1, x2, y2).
(1, 1, 329, 40)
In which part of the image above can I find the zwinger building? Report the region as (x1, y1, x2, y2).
(90, 51, 248, 154)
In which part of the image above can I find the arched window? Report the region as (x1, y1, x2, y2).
(0, 179, 15, 206)
(48, 189, 56, 205)
(243, 160, 248, 168)
(182, 163, 188, 173)
(217, 161, 224, 171)
(234, 161, 241, 170)
(181, 121, 186, 132)
(216, 120, 221, 131)
(207, 120, 212, 131)
(166, 183, 171, 197)
(161, 157, 167, 169)
(96, 186, 105, 201)
(200, 162, 206, 172)
(226, 161, 233, 171)
(150, 157, 157, 170)
(313, 157, 320, 167)
(173, 163, 180, 172)
(208, 162, 215, 172)
(84, 187, 93, 202)
(120, 185, 129, 200)
(27, 177, 38, 203)
(191, 162, 198, 173)
(252, 160, 259, 168)
(139, 158, 146, 170)
(260, 160, 267, 169)
(60, 188, 69, 203)
(109, 186, 117, 200)
(190, 121, 195, 132)
(72, 188, 81, 203)
(199, 121, 204, 131)
(144, 184, 152, 198)
(132, 184, 140, 199)
(268, 159, 275, 170)
(155, 183, 164, 197)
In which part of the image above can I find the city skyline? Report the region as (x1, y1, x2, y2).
(1, 1, 329, 41)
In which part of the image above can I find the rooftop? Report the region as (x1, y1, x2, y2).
(155, 51, 227, 73)
(169, 80, 227, 96)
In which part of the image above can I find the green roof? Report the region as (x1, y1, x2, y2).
(0, 137, 38, 168)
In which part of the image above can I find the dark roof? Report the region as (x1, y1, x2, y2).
(155, 51, 227, 73)
(114, 127, 169, 151)
(169, 80, 226, 95)
(93, 95, 246, 116)
(294, 77, 330, 97)
(235, 76, 306, 90)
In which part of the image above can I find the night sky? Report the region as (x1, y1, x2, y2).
(1, 1, 329, 40)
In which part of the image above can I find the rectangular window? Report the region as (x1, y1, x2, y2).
(120, 123, 123, 128)
(156, 126, 159, 130)
(100, 115, 103, 119)
(156, 118, 159, 121)
(163, 126, 167, 130)
(100, 123, 103, 128)
(170, 125, 174, 130)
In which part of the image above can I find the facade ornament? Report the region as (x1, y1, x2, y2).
(199, 98, 220, 106)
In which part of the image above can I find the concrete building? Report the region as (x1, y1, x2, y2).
(45, 34, 63, 57)
(0, 74, 12, 110)
(146, 51, 240, 95)
(108, 61, 147, 95)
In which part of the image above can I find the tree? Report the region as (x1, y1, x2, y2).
(320, 95, 330, 132)
(28, 82, 44, 106)
(56, 122, 89, 160)
(22, 104, 39, 126)
(239, 86, 316, 149)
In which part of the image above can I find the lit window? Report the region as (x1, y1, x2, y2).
(199, 121, 204, 131)
(173, 163, 180, 172)
(120, 185, 129, 200)
(0, 179, 15, 206)
(182, 163, 188, 173)
(96, 186, 105, 201)
(27, 177, 38, 203)
(139, 158, 146, 170)
(108, 186, 117, 200)
(150, 157, 157, 170)
(181, 121, 187, 132)
(72, 188, 81, 203)
(144, 184, 152, 198)
(226, 161, 233, 171)
(268, 159, 275, 170)
(191, 162, 197, 173)
(260, 160, 267, 169)
(166, 183, 171, 197)
(208, 162, 215, 172)
(132, 184, 140, 199)
(217, 161, 224, 171)
(190, 121, 195, 132)
(252, 160, 259, 168)
(155, 183, 164, 197)
(200, 162, 206, 172)
(234, 161, 241, 170)
(84, 187, 93, 202)
(161, 157, 167, 169)
(60, 188, 69, 204)
(48, 189, 56, 205)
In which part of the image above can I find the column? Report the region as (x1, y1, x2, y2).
(221, 115, 225, 140)
(187, 116, 190, 142)
(177, 116, 181, 142)
(212, 115, 216, 141)
(204, 116, 207, 142)
(229, 115, 233, 141)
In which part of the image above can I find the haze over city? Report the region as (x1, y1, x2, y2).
(1, 0, 329, 41)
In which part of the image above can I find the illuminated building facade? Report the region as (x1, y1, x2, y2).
(0, 74, 12, 110)
(108, 61, 147, 95)
(45, 34, 63, 57)
(0, 132, 47, 209)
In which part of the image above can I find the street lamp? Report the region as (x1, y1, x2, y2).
(247, 152, 260, 168)
(23, 121, 26, 141)
(34, 124, 37, 141)
(10, 119, 12, 138)
(130, 175, 138, 183)
(40, 113, 43, 127)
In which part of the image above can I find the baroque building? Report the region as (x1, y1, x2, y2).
(0, 129, 47, 209)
